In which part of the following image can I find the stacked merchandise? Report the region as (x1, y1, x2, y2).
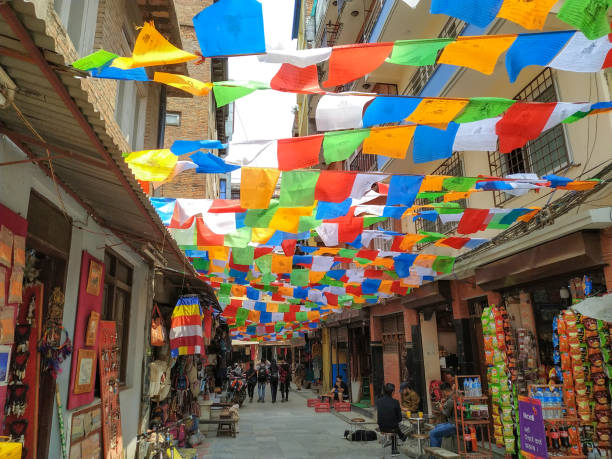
(515, 328, 538, 396)
(481, 305, 516, 455)
(555, 309, 611, 453)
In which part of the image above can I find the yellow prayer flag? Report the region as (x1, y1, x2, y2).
(210, 263, 225, 273)
(278, 286, 294, 297)
(307, 311, 320, 320)
(309, 271, 326, 283)
(251, 228, 276, 244)
(112, 22, 198, 69)
(203, 246, 229, 261)
(240, 167, 281, 209)
(443, 191, 473, 202)
(414, 254, 437, 268)
(497, 0, 558, 30)
(154, 72, 212, 96)
(438, 35, 516, 75)
(125, 149, 177, 182)
(267, 303, 279, 312)
(248, 310, 260, 322)
(379, 280, 393, 294)
(362, 126, 416, 159)
(420, 175, 450, 192)
(269, 205, 315, 233)
(373, 258, 394, 269)
(312, 247, 341, 255)
(231, 285, 247, 297)
(271, 254, 292, 273)
(352, 295, 366, 304)
(405, 98, 469, 127)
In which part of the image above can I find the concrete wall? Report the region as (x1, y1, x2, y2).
(419, 312, 441, 413)
(0, 137, 150, 459)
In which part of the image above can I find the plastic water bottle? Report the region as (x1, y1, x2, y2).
(474, 379, 482, 397)
(543, 388, 552, 420)
(465, 379, 473, 397)
(535, 387, 544, 417)
(553, 389, 563, 419)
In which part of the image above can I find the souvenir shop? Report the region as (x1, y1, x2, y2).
(466, 231, 612, 457)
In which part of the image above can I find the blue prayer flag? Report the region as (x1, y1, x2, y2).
(543, 174, 573, 188)
(171, 140, 228, 155)
(150, 197, 176, 225)
(505, 31, 574, 83)
(90, 66, 148, 81)
(387, 175, 424, 206)
(362, 97, 421, 127)
(362, 279, 382, 294)
(413, 123, 459, 164)
(430, 0, 503, 28)
(382, 206, 408, 219)
(191, 151, 240, 173)
(316, 199, 352, 220)
(394, 253, 418, 278)
(193, 0, 266, 57)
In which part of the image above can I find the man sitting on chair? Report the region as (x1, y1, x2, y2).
(376, 383, 408, 457)
(333, 376, 349, 401)
(429, 383, 457, 449)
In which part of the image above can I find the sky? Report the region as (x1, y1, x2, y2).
(229, 0, 298, 183)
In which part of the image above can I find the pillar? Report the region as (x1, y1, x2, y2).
(322, 327, 331, 392)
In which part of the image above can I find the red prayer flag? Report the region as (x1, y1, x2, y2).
(138, 180, 150, 194)
(277, 135, 323, 171)
(457, 209, 490, 235)
(496, 102, 556, 153)
(377, 183, 389, 195)
(346, 285, 362, 295)
(323, 42, 394, 88)
(270, 63, 323, 93)
(364, 269, 384, 278)
(271, 293, 284, 302)
(314, 170, 357, 203)
(391, 281, 408, 295)
(356, 249, 379, 261)
(324, 292, 338, 305)
(209, 199, 246, 213)
(438, 237, 470, 249)
(254, 247, 274, 259)
(281, 239, 297, 257)
(196, 217, 224, 246)
(283, 312, 296, 322)
(289, 304, 301, 313)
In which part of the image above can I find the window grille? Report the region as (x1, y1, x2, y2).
(488, 68, 569, 205)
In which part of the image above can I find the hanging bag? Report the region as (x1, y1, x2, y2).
(151, 304, 167, 347)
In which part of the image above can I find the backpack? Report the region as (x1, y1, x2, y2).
(258, 367, 267, 382)
(270, 367, 279, 381)
(345, 429, 377, 441)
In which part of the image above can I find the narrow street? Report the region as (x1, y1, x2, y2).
(197, 390, 384, 459)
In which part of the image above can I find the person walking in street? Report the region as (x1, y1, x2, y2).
(269, 360, 280, 403)
(279, 360, 292, 402)
(294, 362, 304, 391)
(246, 361, 257, 403)
(376, 383, 408, 457)
(256, 362, 268, 402)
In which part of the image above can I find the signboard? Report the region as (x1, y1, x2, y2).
(518, 396, 548, 459)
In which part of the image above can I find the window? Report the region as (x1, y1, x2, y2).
(219, 178, 227, 199)
(102, 250, 133, 384)
(54, 0, 99, 56)
(415, 152, 465, 236)
(165, 112, 181, 127)
(488, 68, 570, 205)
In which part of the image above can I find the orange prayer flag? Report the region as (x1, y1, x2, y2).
(373, 258, 394, 269)
(414, 254, 437, 268)
(405, 98, 469, 127)
(497, 0, 558, 30)
(309, 271, 326, 283)
(444, 191, 473, 202)
(400, 234, 426, 252)
(419, 175, 450, 192)
(231, 285, 247, 297)
(271, 254, 292, 273)
(154, 72, 212, 96)
(240, 167, 281, 209)
(558, 181, 599, 191)
(307, 311, 320, 320)
(267, 303, 279, 312)
(438, 35, 516, 75)
(516, 207, 542, 222)
(278, 286, 294, 297)
(378, 280, 393, 294)
(269, 205, 315, 233)
(248, 310, 261, 322)
(112, 22, 198, 69)
(323, 42, 394, 88)
(362, 126, 416, 159)
(313, 247, 341, 255)
(270, 63, 323, 93)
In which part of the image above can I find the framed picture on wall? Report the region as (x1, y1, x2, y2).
(0, 344, 12, 384)
(85, 311, 100, 347)
(74, 349, 96, 394)
(86, 260, 103, 296)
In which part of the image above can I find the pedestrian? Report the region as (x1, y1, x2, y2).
(256, 362, 268, 402)
(246, 361, 257, 403)
(294, 362, 304, 391)
(376, 383, 407, 457)
(279, 360, 292, 402)
(269, 360, 280, 403)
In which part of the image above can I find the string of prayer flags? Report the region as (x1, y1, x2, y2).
(170, 140, 227, 155)
(190, 152, 240, 173)
(112, 22, 198, 69)
(153, 72, 213, 96)
(72, 50, 118, 71)
(125, 149, 177, 182)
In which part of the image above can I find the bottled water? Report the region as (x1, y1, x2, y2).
(474, 379, 482, 397)
(543, 388, 552, 420)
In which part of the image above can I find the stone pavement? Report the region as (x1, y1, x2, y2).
(195, 388, 394, 458)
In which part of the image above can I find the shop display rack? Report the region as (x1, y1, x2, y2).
(454, 375, 493, 459)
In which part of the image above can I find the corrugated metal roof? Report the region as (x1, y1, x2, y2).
(0, 1, 198, 277)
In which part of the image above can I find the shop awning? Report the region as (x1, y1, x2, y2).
(0, 2, 198, 278)
(572, 294, 612, 322)
(402, 281, 451, 309)
(474, 231, 603, 291)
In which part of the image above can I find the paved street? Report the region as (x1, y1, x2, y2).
(196, 389, 390, 458)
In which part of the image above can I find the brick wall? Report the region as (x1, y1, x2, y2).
(157, 0, 217, 199)
(382, 351, 400, 399)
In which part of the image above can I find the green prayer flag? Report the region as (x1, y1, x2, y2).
(355, 257, 373, 265)
(232, 247, 255, 265)
(235, 318, 246, 326)
(363, 216, 388, 227)
(245, 200, 279, 228)
(255, 254, 272, 273)
(213, 81, 270, 107)
(290, 269, 309, 287)
(218, 295, 230, 306)
(220, 283, 232, 296)
(262, 272, 276, 284)
(437, 207, 464, 215)
(417, 192, 446, 201)
(236, 308, 249, 321)
(288, 298, 302, 305)
(454, 97, 515, 124)
(192, 258, 210, 272)
(170, 225, 196, 246)
(486, 213, 511, 230)
(338, 248, 358, 258)
(298, 215, 322, 232)
(558, 0, 612, 40)
(279, 171, 319, 207)
(320, 276, 343, 287)
(338, 294, 353, 304)
(419, 231, 446, 243)
(72, 50, 118, 70)
(563, 110, 590, 124)
(432, 256, 455, 274)
(305, 301, 317, 308)
(322, 129, 371, 164)
(386, 38, 454, 66)
(224, 227, 252, 248)
(296, 311, 308, 322)
(352, 304, 363, 310)
(278, 303, 291, 312)
(443, 177, 478, 191)
(275, 322, 285, 332)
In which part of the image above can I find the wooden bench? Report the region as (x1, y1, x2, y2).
(424, 446, 460, 458)
(198, 419, 238, 438)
